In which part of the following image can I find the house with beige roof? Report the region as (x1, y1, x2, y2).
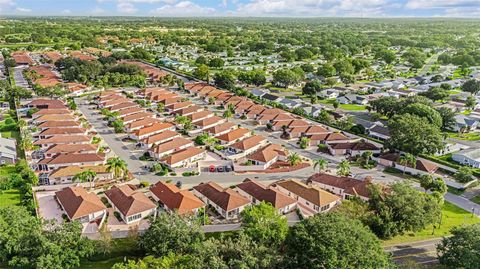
(150, 181, 205, 215)
(105, 185, 157, 224)
(34, 114, 77, 124)
(193, 181, 250, 219)
(190, 116, 226, 134)
(272, 179, 340, 218)
(47, 165, 113, 185)
(235, 179, 297, 214)
(55, 186, 106, 223)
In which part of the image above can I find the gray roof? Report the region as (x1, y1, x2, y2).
(0, 137, 16, 160)
(250, 89, 266, 97)
(453, 148, 480, 161)
(455, 115, 479, 127)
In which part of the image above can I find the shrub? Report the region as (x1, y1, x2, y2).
(113, 211, 122, 221)
(139, 181, 150, 188)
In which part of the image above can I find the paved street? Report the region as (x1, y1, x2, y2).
(385, 238, 442, 265)
(78, 97, 319, 188)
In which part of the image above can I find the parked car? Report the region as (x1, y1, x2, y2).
(216, 166, 224, 172)
(225, 166, 232, 172)
(209, 165, 215, 172)
(176, 181, 183, 188)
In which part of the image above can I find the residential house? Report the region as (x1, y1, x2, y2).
(193, 181, 250, 219)
(226, 135, 267, 156)
(217, 128, 251, 145)
(105, 185, 157, 224)
(235, 179, 296, 214)
(377, 153, 439, 175)
(307, 173, 372, 201)
(245, 144, 288, 169)
(150, 181, 205, 215)
(205, 122, 237, 137)
(0, 137, 17, 164)
(47, 165, 113, 185)
(452, 149, 480, 168)
(55, 186, 106, 223)
(159, 147, 206, 169)
(452, 115, 479, 132)
(149, 137, 194, 159)
(36, 153, 105, 171)
(130, 122, 176, 141)
(327, 141, 381, 156)
(139, 130, 180, 149)
(272, 179, 340, 218)
(33, 135, 92, 149)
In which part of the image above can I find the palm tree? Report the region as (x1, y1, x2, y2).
(336, 159, 350, 176)
(223, 109, 233, 121)
(313, 158, 328, 173)
(73, 169, 97, 190)
(299, 137, 311, 149)
(399, 153, 416, 174)
(361, 151, 373, 166)
(287, 153, 301, 166)
(106, 157, 128, 180)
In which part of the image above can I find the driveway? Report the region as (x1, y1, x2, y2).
(36, 191, 63, 224)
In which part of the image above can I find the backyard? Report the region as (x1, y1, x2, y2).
(0, 165, 21, 207)
(383, 201, 480, 245)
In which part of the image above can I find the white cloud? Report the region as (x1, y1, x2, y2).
(150, 1, 216, 16)
(405, 0, 479, 9)
(61, 9, 72, 14)
(117, 1, 138, 13)
(234, 0, 390, 17)
(15, 7, 31, 12)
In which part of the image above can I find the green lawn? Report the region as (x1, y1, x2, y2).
(339, 104, 367, 111)
(0, 189, 21, 207)
(383, 201, 480, 245)
(78, 238, 141, 269)
(447, 132, 480, 141)
(471, 196, 480, 205)
(318, 99, 367, 111)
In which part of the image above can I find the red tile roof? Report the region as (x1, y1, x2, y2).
(236, 179, 296, 209)
(55, 186, 106, 220)
(150, 181, 205, 215)
(193, 181, 250, 211)
(105, 185, 156, 217)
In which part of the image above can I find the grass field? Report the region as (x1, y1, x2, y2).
(318, 99, 367, 111)
(447, 132, 480, 141)
(471, 195, 480, 205)
(0, 189, 21, 207)
(383, 201, 480, 245)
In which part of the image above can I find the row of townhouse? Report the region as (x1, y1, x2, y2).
(185, 82, 384, 159)
(24, 98, 110, 185)
(183, 83, 295, 171)
(98, 91, 208, 171)
(54, 171, 378, 226)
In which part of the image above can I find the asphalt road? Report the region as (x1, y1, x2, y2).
(78, 97, 320, 188)
(385, 238, 443, 266)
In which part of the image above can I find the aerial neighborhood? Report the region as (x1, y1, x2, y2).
(0, 15, 479, 269)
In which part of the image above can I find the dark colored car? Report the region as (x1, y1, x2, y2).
(216, 166, 224, 172)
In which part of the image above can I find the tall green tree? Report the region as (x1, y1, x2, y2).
(139, 213, 204, 257)
(314, 158, 328, 173)
(437, 223, 480, 269)
(283, 213, 394, 269)
(240, 202, 288, 247)
(72, 169, 97, 190)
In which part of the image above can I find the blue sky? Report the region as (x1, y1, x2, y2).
(0, 0, 479, 17)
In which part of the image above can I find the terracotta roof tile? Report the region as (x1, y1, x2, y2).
(55, 186, 106, 220)
(105, 185, 156, 217)
(194, 181, 250, 211)
(150, 181, 205, 215)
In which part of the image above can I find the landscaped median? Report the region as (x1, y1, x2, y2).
(382, 201, 480, 246)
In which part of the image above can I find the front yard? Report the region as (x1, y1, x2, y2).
(383, 201, 480, 245)
(447, 131, 480, 141)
